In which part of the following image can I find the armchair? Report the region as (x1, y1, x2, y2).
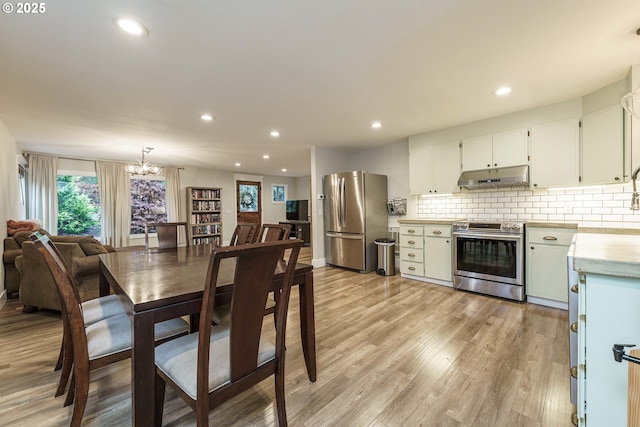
(15, 234, 116, 312)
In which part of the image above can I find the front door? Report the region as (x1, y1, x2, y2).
(236, 180, 262, 230)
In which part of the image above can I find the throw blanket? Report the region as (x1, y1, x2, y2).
(7, 219, 41, 236)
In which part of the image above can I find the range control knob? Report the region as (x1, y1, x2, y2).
(512, 224, 520, 231)
(503, 223, 512, 231)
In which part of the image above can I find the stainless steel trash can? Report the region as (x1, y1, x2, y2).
(375, 238, 396, 276)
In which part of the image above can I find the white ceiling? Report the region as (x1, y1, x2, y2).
(1, 0, 640, 177)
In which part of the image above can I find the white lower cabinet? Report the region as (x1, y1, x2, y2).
(526, 226, 576, 309)
(400, 223, 452, 285)
(577, 272, 640, 426)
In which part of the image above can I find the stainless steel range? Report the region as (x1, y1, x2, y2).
(452, 221, 525, 302)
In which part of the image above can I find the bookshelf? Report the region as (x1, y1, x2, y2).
(187, 187, 222, 245)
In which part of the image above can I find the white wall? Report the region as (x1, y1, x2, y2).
(261, 175, 300, 224)
(0, 119, 21, 307)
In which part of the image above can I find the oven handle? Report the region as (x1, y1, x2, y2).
(453, 232, 522, 241)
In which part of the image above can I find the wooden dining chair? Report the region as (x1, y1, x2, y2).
(30, 232, 190, 427)
(28, 231, 127, 396)
(154, 239, 303, 427)
(254, 223, 292, 243)
(145, 222, 189, 249)
(229, 223, 257, 246)
(212, 223, 292, 325)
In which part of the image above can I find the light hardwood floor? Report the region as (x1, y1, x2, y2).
(0, 248, 573, 426)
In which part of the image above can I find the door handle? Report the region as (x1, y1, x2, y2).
(571, 284, 578, 293)
(432, 230, 442, 235)
(613, 344, 640, 364)
(408, 240, 416, 245)
(408, 253, 416, 257)
(543, 236, 558, 241)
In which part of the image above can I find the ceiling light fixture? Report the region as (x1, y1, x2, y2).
(200, 114, 213, 121)
(281, 168, 287, 172)
(370, 121, 382, 129)
(234, 162, 241, 167)
(126, 147, 162, 176)
(114, 18, 149, 37)
(494, 86, 512, 96)
(270, 130, 280, 137)
(263, 154, 270, 159)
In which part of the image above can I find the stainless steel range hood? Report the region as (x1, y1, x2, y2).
(457, 165, 529, 189)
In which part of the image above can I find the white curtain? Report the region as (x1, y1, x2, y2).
(97, 161, 131, 248)
(164, 167, 184, 244)
(165, 167, 181, 222)
(27, 154, 58, 234)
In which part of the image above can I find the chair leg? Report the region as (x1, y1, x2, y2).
(54, 340, 63, 371)
(55, 336, 73, 397)
(154, 373, 166, 427)
(64, 373, 75, 407)
(70, 369, 89, 427)
(275, 364, 288, 427)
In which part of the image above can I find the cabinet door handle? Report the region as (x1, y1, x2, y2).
(408, 240, 416, 245)
(570, 366, 577, 378)
(446, 240, 450, 243)
(615, 176, 620, 181)
(571, 284, 579, 294)
(408, 253, 416, 257)
(543, 236, 558, 241)
(570, 322, 578, 333)
(408, 229, 416, 233)
(408, 266, 416, 271)
(530, 246, 534, 250)
(432, 230, 442, 235)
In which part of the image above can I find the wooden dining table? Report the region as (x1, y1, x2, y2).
(98, 244, 316, 426)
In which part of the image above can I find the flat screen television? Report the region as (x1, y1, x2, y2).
(286, 200, 309, 221)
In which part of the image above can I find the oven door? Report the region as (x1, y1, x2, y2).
(453, 232, 523, 286)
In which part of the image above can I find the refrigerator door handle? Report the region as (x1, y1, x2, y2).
(326, 232, 364, 240)
(340, 177, 346, 228)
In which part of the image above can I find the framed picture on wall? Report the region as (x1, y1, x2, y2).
(272, 184, 286, 203)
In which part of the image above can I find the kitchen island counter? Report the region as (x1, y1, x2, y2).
(573, 232, 640, 279)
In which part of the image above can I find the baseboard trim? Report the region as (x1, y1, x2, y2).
(312, 257, 326, 268)
(527, 295, 568, 310)
(0, 290, 7, 310)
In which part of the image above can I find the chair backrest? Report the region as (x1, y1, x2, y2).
(145, 222, 188, 249)
(229, 224, 256, 246)
(255, 223, 292, 243)
(30, 232, 90, 371)
(197, 238, 303, 400)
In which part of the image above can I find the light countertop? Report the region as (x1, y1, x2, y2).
(526, 222, 578, 229)
(398, 219, 458, 225)
(573, 232, 640, 279)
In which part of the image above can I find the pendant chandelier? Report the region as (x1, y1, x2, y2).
(127, 147, 162, 176)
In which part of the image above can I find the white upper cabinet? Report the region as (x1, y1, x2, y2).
(581, 105, 624, 185)
(531, 118, 580, 189)
(409, 140, 460, 195)
(461, 134, 492, 171)
(492, 129, 529, 168)
(461, 129, 528, 172)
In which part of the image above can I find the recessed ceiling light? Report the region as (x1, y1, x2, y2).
(270, 130, 280, 137)
(281, 168, 287, 172)
(494, 86, 512, 96)
(114, 18, 149, 37)
(234, 162, 241, 167)
(263, 154, 270, 159)
(370, 121, 382, 129)
(200, 114, 213, 121)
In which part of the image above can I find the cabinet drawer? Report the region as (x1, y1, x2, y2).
(423, 224, 452, 238)
(400, 225, 424, 236)
(401, 247, 424, 262)
(527, 228, 575, 245)
(400, 235, 424, 249)
(400, 260, 424, 276)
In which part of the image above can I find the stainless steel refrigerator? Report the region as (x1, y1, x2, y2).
(323, 171, 388, 273)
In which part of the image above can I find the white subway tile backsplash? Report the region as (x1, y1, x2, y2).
(415, 185, 640, 228)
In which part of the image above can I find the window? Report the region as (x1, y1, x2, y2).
(130, 178, 167, 234)
(272, 184, 286, 203)
(57, 175, 101, 237)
